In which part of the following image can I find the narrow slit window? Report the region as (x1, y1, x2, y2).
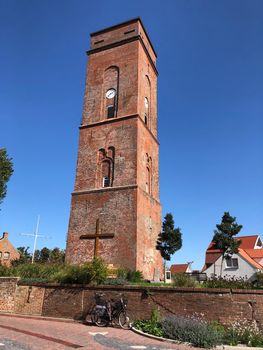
(103, 176, 110, 187)
(107, 105, 115, 119)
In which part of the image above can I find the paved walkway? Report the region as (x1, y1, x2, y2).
(0, 314, 195, 350)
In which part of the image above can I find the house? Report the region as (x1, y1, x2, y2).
(170, 263, 192, 275)
(203, 235, 263, 281)
(0, 232, 20, 267)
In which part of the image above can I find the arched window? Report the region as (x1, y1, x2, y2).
(102, 160, 111, 187)
(0, 251, 2, 258)
(103, 66, 119, 119)
(144, 97, 149, 125)
(145, 75, 151, 128)
(97, 147, 115, 188)
(145, 153, 152, 194)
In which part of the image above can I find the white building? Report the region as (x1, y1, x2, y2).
(203, 235, 263, 281)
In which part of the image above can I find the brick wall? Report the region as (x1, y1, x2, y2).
(0, 277, 19, 312)
(14, 285, 45, 315)
(0, 232, 20, 267)
(1, 280, 263, 327)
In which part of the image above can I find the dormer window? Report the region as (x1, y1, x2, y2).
(256, 237, 262, 248)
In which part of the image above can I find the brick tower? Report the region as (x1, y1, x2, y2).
(66, 18, 162, 280)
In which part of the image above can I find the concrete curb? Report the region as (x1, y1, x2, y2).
(131, 326, 191, 345)
(217, 346, 263, 350)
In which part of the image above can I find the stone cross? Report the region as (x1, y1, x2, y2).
(80, 219, 114, 258)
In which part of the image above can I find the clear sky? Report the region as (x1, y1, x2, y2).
(1, 0, 262, 270)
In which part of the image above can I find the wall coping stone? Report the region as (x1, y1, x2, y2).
(16, 282, 263, 295)
(0, 277, 20, 282)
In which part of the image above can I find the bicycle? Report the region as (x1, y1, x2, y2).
(91, 292, 131, 329)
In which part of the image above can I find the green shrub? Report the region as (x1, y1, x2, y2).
(203, 275, 252, 289)
(173, 273, 197, 287)
(103, 278, 126, 285)
(161, 315, 222, 348)
(224, 319, 263, 346)
(116, 268, 143, 283)
(133, 319, 164, 337)
(51, 259, 108, 285)
(116, 267, 129, 279)
(133, 308, 164, 338)
(126, 270, 143, 283)
(254, 272, 263, 288)
(0, 259, 108, 285)
(0, 264, 12, 276)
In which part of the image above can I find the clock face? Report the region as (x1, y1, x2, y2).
(106, 89, 116, 99)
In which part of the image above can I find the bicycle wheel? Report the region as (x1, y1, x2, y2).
(93, 312, 108, 327)
(118, 310, 131, 329)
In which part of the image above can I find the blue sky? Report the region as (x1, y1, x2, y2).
(0, 0, 262, 270)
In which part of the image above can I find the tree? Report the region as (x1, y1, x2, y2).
(34, 247, 65, 264)
(212, 212, 243, 276)
(0, 148, 13, 208)
(11, 247, 32, 266)
(50, 248, 65, 263)
(156, 213, 182, 281)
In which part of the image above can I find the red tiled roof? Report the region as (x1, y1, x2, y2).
(236, 235, 259, 249)
(239, 249, 263, 269)
(170, 264, 189, 274)
(244, 249, 263, 259)
(205, 252, 222, 264)
(207, 235, 259, 252)
(204, 235, 263, 271)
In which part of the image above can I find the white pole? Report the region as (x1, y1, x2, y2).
(31, 215, 40, 264)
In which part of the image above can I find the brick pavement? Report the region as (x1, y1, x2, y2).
(0, 314, 197, 350)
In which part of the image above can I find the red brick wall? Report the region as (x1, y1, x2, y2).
(0, 277, 19, 312)
(1, 280, 263, 328)
(0, 232, 20, 267)
(14, 285, 45, 316)
(66, 19, 162, 280)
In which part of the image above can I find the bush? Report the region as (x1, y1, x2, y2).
(254, 272, 263, 288)
(126, 270, 143, 283)
(173, 273, 198, 287)
(133, 308, 164, 338)
(116, 267, 129, 279)
(103, 278, 126, 285)
(51, 259, 108, 285)
(0, 259, 108, 285)
(161, 315, 222, 348)
(116, 268, 144, 283)
(0, 264, 12, 276)
(224, 319, 263, 346)
(203, 275, 252, 289)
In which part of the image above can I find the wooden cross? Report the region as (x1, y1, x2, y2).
(80, 219, 114, 258)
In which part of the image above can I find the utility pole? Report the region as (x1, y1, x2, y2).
(20, 215, 50, 263)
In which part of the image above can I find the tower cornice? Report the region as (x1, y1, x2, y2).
(87, 36, 158, 76)
(80, 114, 160, 145)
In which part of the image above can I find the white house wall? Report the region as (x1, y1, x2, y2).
(204, 253, 257, 281)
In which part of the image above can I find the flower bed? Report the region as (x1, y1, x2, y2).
(133, 312, 263, 348)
